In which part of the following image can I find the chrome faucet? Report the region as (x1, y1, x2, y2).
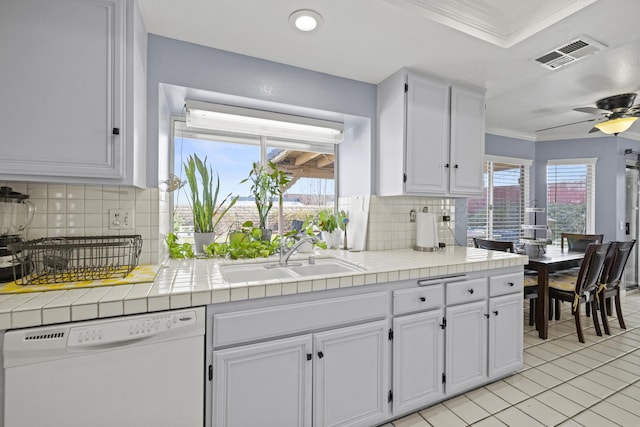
(278, 235, 318, 266)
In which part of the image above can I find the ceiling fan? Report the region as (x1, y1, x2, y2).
(537, 93, 640, 134)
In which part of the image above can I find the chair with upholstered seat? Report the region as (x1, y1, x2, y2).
(597, 240, 636, 335)
(473, 238, 538, 326)
(549, 233, 604, 320)
(548, 242, 610, 343)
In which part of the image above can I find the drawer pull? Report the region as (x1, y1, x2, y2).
(508, 282, 515, 287)
(493, 310, 499, 316)
(419, 297, 426, 302)
(317, 351, 324, 359)
(468, 288, 474, 294)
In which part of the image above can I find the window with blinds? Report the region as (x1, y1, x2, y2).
(467, 158, 529, 245)
(546, 158, 596, 245)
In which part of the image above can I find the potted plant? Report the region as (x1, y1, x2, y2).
(184, 154, 238, 254)
(205, 221, 280, 259)
(316, 209, 348, 249)
(242, 161, 290, 241)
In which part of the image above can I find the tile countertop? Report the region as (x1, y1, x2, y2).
(0, 247, 528, 330)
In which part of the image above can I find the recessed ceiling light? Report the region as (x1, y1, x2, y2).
(289, 9, 323, 32)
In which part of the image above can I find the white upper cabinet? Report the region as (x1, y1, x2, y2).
(377, 69, 485, 197)
(0, 0, 146, 186)
(449, 85, 486, 195)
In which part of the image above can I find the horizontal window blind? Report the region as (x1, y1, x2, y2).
(467, 159, 527, 245)
(546, 159, 596, 245)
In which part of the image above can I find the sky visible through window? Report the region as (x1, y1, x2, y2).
(174, 136, 335, 202)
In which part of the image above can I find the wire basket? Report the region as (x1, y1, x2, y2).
(8, 235, 143, 285)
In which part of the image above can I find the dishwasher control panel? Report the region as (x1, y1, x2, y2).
(67, 310, 198, 347)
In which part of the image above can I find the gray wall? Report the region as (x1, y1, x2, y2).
(146, 35, 377, 193)
(535, 136, 640, 242)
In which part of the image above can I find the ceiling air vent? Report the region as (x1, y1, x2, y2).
(533, 36, 606, 70)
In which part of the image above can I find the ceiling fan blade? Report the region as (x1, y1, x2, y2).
(573, 107, 611, 115)
(588, 126, 601, 133)
(536, 118, 597, 133)
(627, 105, 640, 116)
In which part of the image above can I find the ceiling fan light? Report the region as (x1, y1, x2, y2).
(594, 117, 638, 134)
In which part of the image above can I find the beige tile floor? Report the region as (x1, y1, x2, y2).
(383, 290, 640, 427)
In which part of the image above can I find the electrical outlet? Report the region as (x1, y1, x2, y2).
(108, 209, 131, 230)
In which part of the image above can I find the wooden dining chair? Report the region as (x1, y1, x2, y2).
(473, 238, 539, 326)
(560, 233, 604, 252)
(549, 233, 604, 320)
(548, 242, 610, 343)
(473, 238, 516, 252)
(597, 240, 636, 335)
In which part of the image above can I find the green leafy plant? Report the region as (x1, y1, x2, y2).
(184, 154, 238, 233)
(315, 209, 348, 233)
(166, 233, 194, 259)
(205, 223, 281, 259)
(241, 161, 291, 229)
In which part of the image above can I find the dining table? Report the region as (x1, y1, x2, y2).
(524, 246, 585, 339)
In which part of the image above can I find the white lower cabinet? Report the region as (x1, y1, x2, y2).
(208, 269, 524, 426)
(392, 309, 445, 414)
(212, 320, 389, 427)
(488, 293, 524, 378)
(445, 300, 488, 395)
(314, 320, 390, 427)
(213, 335, 313, 427)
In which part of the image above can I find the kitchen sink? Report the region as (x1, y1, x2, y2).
(220, 257, 365, 284)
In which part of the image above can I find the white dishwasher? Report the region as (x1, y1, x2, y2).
(2, 307, 205, 427)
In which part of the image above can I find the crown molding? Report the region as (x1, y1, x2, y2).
(486, 127, 537, 141)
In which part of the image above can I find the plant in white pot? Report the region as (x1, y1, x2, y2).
(316, 209, 348, 249)
(242, 161, 290, 241)
(184, 154, 238, 255)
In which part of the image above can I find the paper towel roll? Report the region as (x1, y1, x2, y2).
(416, 212, 439, 249)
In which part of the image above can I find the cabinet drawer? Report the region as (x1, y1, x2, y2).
(446, 278, 488, 306)
(490, 272, 524, 297)
(393, 284, 444, 315)
(213, 292, 389, 347)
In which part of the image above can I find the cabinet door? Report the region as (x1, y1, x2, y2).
(393, 310, 445, 415)
(0, 0, 124, 181)
(314, 320, 390, 427)
(489, 293, 523, 379)
(449, 85, 485, 195)
(405, 73, 450, 194)
(445, 300, 488, 395)
(213, 335, 312, 427)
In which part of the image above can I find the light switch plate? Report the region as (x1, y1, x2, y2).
(108, 209, 131, 230)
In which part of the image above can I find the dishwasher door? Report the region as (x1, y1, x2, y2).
(3, 307, 205, 427)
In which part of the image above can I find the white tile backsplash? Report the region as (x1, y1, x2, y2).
(5, 181, 456, 262)
(340, 195, 456, 251)
(3, 181, 160, 264)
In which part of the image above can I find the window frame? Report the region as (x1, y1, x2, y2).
(169, 117, 340, 235)
(467, 155, 532, 245)
(546, 157, 597, 243)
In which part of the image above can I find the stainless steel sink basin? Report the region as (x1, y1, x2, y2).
(220, 257, 364, 284)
